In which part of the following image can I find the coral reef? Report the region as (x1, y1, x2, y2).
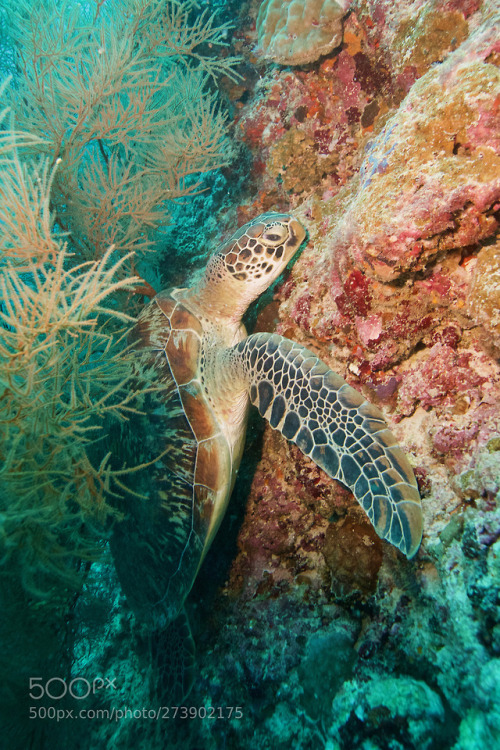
(256, 0, 352, 65)
(2, 0, 499, 748)
(329, 674, 446, 749)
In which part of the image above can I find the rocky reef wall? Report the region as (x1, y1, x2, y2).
(194, 1, 500, 747)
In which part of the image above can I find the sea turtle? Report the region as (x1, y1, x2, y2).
(109, 212, 423, 697)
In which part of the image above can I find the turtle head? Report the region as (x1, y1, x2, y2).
(215, 213, 306, 293)
(185, 213, 306, 325)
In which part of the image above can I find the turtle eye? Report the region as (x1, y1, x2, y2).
(261, 223, 288, 245)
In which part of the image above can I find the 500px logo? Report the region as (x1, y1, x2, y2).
(29, 677, 117, 700)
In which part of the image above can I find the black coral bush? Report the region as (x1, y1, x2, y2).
(0, 132, 139, 593)
(0, 0, 239, 596)
(5, 0, 239, 272)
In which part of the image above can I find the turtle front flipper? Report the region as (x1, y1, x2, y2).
(228, 333, 423, 559)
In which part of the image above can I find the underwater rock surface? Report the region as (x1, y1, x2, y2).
(6, 1, 498, 749)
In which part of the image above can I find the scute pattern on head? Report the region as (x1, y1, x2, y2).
(182, 212, 306, 326)
(213, 212, 303, 283)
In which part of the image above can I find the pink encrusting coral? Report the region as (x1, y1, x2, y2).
(327, 40, 500, 283)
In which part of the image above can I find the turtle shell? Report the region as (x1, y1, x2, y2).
(109, 290, 232, 628)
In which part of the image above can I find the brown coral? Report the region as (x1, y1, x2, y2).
(256, 0, 352, 65)
(468, 240, 500, 348)
(323, 512, 384, 596)
(268, 127, 339, 193)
